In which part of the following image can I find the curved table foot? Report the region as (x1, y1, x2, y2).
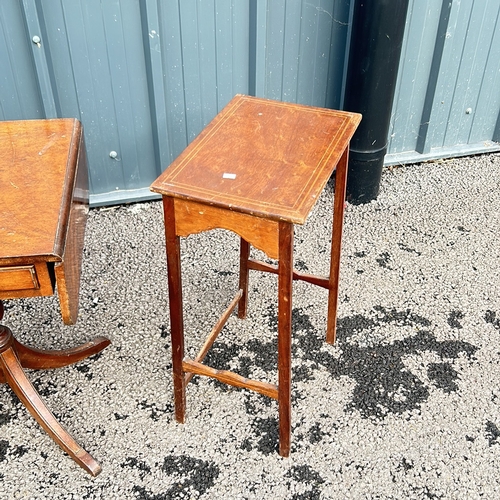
(13, 336, 111, 370)
(0, 325, 108, 476)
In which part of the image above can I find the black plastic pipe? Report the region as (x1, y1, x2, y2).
(343, 0, 410, 204)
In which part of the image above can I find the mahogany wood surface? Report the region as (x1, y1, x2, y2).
(0, 119, 88, 323)
(12, 336, 111, 371)
(0, 326, 101, 476)
(152, 95, 360, 458)
(162, 196, 187, 424)
(0, 263, 54, 299)
(238, 239, 251, 319)
(0, 119, 110, 475)
(185, 290, 243, 386)
(182, 359, 279, 400)
(0, 119, 79, 261)
(151, 94, 361, 224)
(277, 222, 294, 457)
(327, 147, 349, 344)
(247, 258, 330, 289)
(54, 136, 89, 325)
(174, 198, 279, 259)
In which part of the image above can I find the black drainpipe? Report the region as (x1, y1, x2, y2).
(343, 0, 410, 204)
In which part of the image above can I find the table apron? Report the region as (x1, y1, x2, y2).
(173, 198, 279, 260)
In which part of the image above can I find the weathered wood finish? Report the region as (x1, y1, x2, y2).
(0, 266, 39, 293)
(0, 119, 110, 476)
(247, 258, 330, 289)
(0, 326, 102, 476)
(0, 119, 79, 261)
(0, 263, 54, 298)
(327, 147, 349, 344)
(174, 198, 279, 259)
(238, 239, 251, 319)
(163, 196, 187, 424)
(151, 95, 361, 224)
(183, 359, 278, 400)
(54, 135, 89, 325)
(151, 95, 361, 458)
(12, 335, 110, 371)
(185, 289, 243, 385)
(277, 222, 294, 457)
(0, 119, 88, 323)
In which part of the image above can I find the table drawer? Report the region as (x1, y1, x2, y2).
(0, 265, 39, 291)
(0, 263, 54, 298)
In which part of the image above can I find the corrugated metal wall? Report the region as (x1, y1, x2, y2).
(1, 0, 499, 205)
(386, 0, 500, 164)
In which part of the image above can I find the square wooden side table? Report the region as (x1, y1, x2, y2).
(0, 119, 110, 475)
(151, 95, 361, 456)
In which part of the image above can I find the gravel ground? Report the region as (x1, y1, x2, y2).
(1, 152, 499, 499)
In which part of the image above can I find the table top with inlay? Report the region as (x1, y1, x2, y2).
(0, 119, 81, 263)
(151, 94, 361, 224)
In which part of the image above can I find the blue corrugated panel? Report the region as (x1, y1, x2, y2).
(386, 0, 500, 165)
(254, 0, 350, 108)
(1, 0, 498, 204)
(0, 1, 44, 119)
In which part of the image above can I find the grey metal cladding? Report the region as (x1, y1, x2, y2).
(0, 0, 498, 205)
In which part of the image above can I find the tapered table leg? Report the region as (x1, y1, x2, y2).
(163, 196, 186, 423)
(327, 147, 349, 345)
(278, 222, 294, 457)
(0, 326, 101, 476)
(238, 238, 250, 319)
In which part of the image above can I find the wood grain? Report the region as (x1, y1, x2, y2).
(277, 222, 294, 457)
(0, 263, 54, 300)
(185, 289, 243, 385)
(0, 119, 80, 261)
(0, 118, 88, 322)
(326, 147, 349, 344)
(0, 265, 39, 292)
(0, 120, 110, 475)
(183, 359, 278, 400)
(151, 94, 361, 224)
(238, 238, 251, 319)
(54, 132, 89, 325)
(152, 94, 361, 458)
(12, 335, 111, 371)
(247, 258, 330, 288)
(0, 326, 101, 476)
(163, 196, 186, 423)
(174, 198, 279, 259)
